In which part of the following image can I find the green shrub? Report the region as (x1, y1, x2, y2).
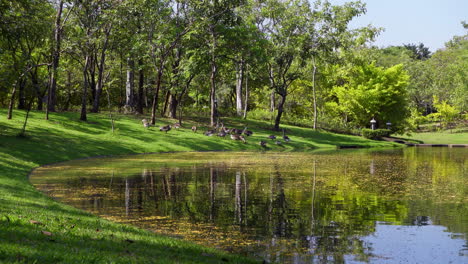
(361, 128, 391, 139)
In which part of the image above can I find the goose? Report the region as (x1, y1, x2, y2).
(282, 129, 290, 142)
(268, 135, 276, 140)
(259, 140, 267, 147)
(242, 127, 253, 136)
(275, 140, 282, 145)
(218, 130, 227, 137)
(159, 125, 171, 133)
(231, 134, 246, 143)
(191, 126, 197, 133)
(231, 128, 243, 135)
(142, 119, 151, 128)
(204, 129, 215, 136)
(173, 123, 181, 129)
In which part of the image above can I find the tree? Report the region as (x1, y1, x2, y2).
(332, 63, 410, 132)
(403, 43, 431, 60)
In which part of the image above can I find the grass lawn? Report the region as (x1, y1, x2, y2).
(398, 130, 468, 144)
(0, 109, 398, 263)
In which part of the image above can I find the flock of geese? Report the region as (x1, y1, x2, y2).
(141, 118, 291, 147)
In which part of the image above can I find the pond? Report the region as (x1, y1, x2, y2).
(30, 148, 468, 263)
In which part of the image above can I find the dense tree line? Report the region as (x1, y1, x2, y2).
(1, 0, 466, 132)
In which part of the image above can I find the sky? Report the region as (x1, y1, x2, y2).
(329, 0, 468, 52)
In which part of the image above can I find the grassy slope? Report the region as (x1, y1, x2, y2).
(0, 109, 397, 264)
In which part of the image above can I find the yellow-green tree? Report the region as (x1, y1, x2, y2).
(331, 64, 410, 132)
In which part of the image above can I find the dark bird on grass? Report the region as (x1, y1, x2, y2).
(242, 127, 253, 136)
(259, 140, 267, 147)
(231, 128, 243, 135)
(268, 135, 276, 140)
(282, 129, 290, 142)
(159, 125, 171, 133)
(231, 134, 246, 143)
(192, 126, 197, 133)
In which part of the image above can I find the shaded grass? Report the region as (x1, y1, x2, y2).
(0, 109, 398, 263)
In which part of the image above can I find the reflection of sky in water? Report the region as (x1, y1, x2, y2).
(358, 222, 467, 263)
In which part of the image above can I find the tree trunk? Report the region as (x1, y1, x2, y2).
(47, 0, 64, 113)
(274, 93, 286, 131)
(162, 90, 170, 117)
(92, 24, 111, 113)
(18, 79, 26, 110)
(243, 64, 249, 119)
(235, 59, 244, 116)
(312, 56, 318, 130)
(125, 58, 135, 110)
(136, 59, 144, 114)
(169, 93, 178, 118)
(80, 55, 90, 121)
(150, 68, 163, 125)
(209, 26, 217, 127)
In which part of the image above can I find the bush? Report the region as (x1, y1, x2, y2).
(361, 128, 391, 139)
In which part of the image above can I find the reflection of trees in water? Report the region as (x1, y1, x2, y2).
(39, 149, 467, 263)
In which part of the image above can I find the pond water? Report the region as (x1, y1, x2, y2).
(30, 148, 468, 263)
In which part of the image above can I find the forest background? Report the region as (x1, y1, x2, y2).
(1, 0, 467, 135)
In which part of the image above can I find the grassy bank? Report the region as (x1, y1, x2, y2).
(0, 109, 396, 263)
(400, 131, 468, 144)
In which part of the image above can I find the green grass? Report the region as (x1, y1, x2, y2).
(398, 131, 468, 144)
(0, 109, 397, 263)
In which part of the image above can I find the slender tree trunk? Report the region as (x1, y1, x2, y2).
(312, 56, 318, 130)
(80, 55, 90, 121)
(136, 59, 144, 114)
(125, 58, 135, 111)
(7, 86, 17, 120)
(269, 67, 276, 112)
(162, 90, 170, 117)
(47, 0, 64, 114)
(209, 26, 217, 127)
(169, 93, 178, 118)
(243, 64, 249, 119)
(235, 59, 244, 116)
(150, 68, 163, 125)
(18, 79, 26, 110)
(92, 25, 111, 113)
(274, 93, 286, 131)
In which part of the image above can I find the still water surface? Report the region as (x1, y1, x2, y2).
(31, 148, 468, 263)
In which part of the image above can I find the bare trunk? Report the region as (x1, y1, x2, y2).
(150, 68, 163, 125)
(209, 26, 217, 127)
(80, 55, 90, 121)
(7, 86, 17, 119)
(235, 59, 244, 116)
(274, 93, 286, 131)
(92, 25, 111, 113)
(243, 64, 249, 119)
(18, 80, 26, 110)
(312, 57, 318, 130)
(125, 58, 135, 110)
(162, 90, 170, 117)
(169, 93, 178, 119)
(47, 0, 64, 113)
(136, 59, 144, 114)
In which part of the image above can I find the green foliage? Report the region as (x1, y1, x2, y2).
(332, 64, 410, 133)
(429, 96, 460, 129)
(361, 128, 391, 139)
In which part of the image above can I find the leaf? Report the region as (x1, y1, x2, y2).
(41, 231, 53, 236)
(30, 220, 44, 225)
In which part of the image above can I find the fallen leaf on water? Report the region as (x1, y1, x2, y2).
(41, 231, 53, 236)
